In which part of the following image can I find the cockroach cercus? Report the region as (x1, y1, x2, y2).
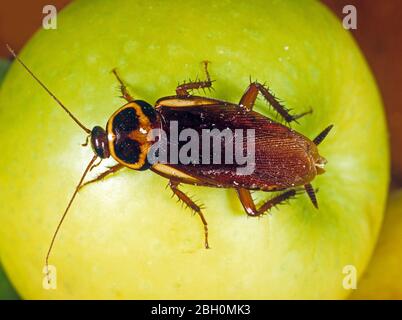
(7, 45, 333, 277)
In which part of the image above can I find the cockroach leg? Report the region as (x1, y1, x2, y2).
(176, 61, 214, 96)
(78, 163, 124, 191)
(236, 188, 297, 216)
(239, 82, 311, 123)
(81, 134, 91, 147)
(112, 68, 134, 102)
(169, 180, 209, 249)
(90, 158, 103, 171)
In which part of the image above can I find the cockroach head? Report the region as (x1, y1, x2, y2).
(90, 126, 110, 159)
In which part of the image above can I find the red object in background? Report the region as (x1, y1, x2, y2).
(0, 0, 70, 56)
(1, 0, 401, 185)
(323, 0, 402, 187)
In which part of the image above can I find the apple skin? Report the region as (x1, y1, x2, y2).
(0, 59, 19, 300)
(0, 0, 389, 299)
(350, 190, 402, 299)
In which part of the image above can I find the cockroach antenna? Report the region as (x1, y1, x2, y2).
(5, 44, 96, 283)
(45, 154, 98, 283)
(5, 44, 91, 134)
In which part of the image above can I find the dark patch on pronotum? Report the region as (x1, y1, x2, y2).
(112, 107, 139, 133)
(135, 99, 157, 123)
(114, 138, 141, 164)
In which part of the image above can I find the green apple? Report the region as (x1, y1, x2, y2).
(0, 0, 389, 299)
(350, 190, 402, 299)
(0, 59, 19, 300)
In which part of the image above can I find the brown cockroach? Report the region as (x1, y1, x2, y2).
(7, 45, 332, 275)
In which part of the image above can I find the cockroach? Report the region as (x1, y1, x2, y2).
(7, 45, 333, 276)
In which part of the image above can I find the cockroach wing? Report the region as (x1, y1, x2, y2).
(152, 97, 316, 191)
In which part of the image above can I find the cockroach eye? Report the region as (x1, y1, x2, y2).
(90, 126, 110, 159)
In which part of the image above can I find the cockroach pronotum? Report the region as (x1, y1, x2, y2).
(7, 45, 333, 278)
